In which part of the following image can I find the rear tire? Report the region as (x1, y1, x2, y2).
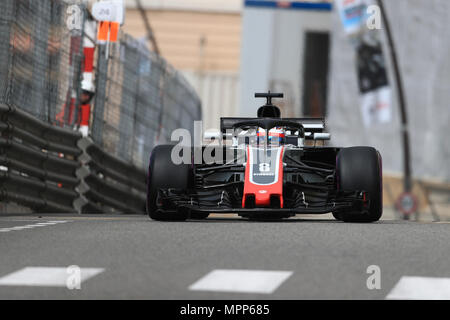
(335, 147, 382, 223)
(147, 145, 191, 221)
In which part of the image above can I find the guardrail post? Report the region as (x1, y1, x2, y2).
(74, 137, 95, 214)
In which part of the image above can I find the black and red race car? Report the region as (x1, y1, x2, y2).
(147, 92, 383, 222)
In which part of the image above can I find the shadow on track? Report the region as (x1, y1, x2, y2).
(178, 215, 398, 224)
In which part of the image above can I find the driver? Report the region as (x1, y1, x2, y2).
(256, 127, 285, 145)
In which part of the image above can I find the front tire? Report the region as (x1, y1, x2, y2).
(147, 145, 191, 221)
(332, 212, 342, 221)
(334, 147, 382, 223)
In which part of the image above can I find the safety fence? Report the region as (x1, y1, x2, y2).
(0, 0, 85, 125)
(0, 0, 202, 213)
(93, 35, 202, 168)
(0, 0, 201, 170)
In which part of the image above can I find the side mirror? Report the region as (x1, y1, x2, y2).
(313, 133, 331, 141)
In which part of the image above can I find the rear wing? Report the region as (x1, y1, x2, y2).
(220, 117, 330, 140)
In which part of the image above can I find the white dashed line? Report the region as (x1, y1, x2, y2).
(0, 220, 70, 233)
(189, 269, 293, 294)
(0, 267, 104, 287)
(387, 276, 450, 300)
(9, 226, 35, 230)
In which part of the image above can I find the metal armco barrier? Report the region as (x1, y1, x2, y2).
(92, 36, 202, 170)
(0, 103, 146, 214)
(75, 138, 146, 214)
(0, 104, 80, 213)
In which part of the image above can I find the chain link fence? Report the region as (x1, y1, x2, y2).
(0, 0, 85, 125)
(0, 0, 202, 170)
(92, 34, 202, 169)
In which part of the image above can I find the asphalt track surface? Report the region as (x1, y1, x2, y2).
(0, 213, 449, 299)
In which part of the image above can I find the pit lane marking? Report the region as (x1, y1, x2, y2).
(0, 220, 69, 233)
(386, 276, 450, 299)
(0, 267, 104, 287)
(189, 269, 293, 294)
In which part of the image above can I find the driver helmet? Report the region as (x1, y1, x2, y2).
(257, 127, 285, 145)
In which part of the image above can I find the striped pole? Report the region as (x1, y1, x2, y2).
(79, 18, 97, 137)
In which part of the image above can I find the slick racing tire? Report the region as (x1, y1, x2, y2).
(332, 212, 342, 221)
(334, 147, 383, 223)
(147, 145, 192, 221)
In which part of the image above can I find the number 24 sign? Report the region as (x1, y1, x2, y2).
(92, 0, 124, 24)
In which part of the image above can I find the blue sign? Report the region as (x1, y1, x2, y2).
(244, 1, 332, 11)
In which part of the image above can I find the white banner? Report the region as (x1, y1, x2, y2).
(335, 0, 392, 127)
(360, 86, 391, 127)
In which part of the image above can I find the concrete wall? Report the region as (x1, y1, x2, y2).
(122, 8, 242, 130)
(327, 0, 450, 183)
(239, 6, 331, 117)
(122, 9, 241, 72)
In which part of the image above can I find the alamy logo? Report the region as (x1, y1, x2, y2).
(169, 121, 285, 165)
(66, 5, 83, 31)
(366, 265, 381, 290)
(366, 5, 382, 30)
(66, 265, 82, 290)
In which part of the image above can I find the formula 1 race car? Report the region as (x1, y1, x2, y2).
(147, 92, 383, 222)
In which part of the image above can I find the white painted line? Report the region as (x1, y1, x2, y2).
(189, 269, 293, 294)
(0, 219, 44, 222)
(387, 276, 450, 300)
(0, 267, 104, 287)
(8, 226, 35, 230)
(0, 220, 70, 233)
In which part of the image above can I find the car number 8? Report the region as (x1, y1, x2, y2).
(259, 163, 270, 172)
